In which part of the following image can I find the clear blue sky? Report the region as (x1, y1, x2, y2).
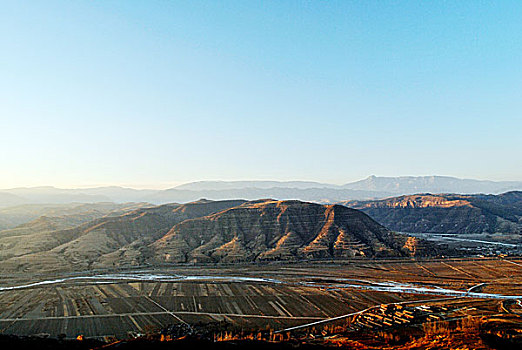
(1, 1, 521, 188)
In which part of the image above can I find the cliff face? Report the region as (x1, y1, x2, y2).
(343, 192, 522, 234)
(151, 200, 432, 264)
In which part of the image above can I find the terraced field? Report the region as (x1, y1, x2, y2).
(0, 257, 521, 339)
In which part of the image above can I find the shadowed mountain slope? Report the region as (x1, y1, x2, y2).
(342, 191, 522, 234)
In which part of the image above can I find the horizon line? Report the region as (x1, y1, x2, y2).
(2, 174, 522, 192)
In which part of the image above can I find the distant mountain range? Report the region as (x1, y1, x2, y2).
(343, 191, 522, 235)
(343, 176, 522, 195)
(1, 176, 521, 206)
(0, 199, 434, 273)
(0, 186, 156, 206)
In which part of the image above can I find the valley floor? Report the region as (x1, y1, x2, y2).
(0, 257, 521, 348)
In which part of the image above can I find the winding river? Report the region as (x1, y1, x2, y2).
(1, 272, 520, 300)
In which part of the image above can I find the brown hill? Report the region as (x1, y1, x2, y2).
(0, 200, 246, 272)
(150, 200, 432, 264)
(342, 191, 522, 234)
(0, 202, 145, 231)
(0, 199, 434, 273)
(0, 203, 149, 260)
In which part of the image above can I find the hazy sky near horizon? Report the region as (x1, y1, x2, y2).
(1, 1, 521, 189)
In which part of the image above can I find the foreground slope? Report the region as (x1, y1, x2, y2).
(343, 191, 522, 234)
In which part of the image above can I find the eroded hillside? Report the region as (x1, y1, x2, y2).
(151, 200, 429, 264)
(0, 199, 434, 273)
(342, 191, 522, 234)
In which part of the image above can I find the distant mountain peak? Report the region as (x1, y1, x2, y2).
(342, 175, 521, 195)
